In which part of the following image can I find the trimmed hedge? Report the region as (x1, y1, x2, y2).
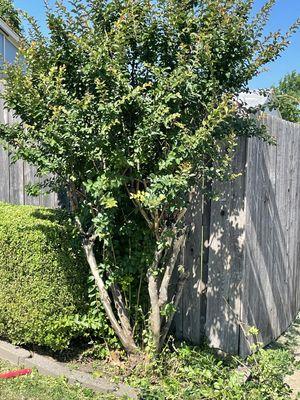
(0, 203, 89, 350)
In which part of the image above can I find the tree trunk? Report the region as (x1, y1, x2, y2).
(158, 230, 187, 308)
(111, 283, 134, 339)
(148, 272, 161, 352)
(83, 240, 138, 354)
(147, 248, 164, 352)
(147, 231, 188, 353)
(158, 271, 189, 352)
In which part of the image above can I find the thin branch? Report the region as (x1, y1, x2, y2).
(174, 208, 187, 227)
(124, 183, 153, 229)
(111, 283, 134, 339)
(133, 272, 143, 335)
(75, 215, 85, 235)
(109, 241, 134, 338)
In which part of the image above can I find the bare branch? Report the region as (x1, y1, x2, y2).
(83, 241, 138, 354)
(75, 215, 85, 235)
(124, 184, 153, 229)
(111, 283, 134, 339)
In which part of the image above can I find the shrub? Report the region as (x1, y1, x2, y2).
(0, 202, 90, 350)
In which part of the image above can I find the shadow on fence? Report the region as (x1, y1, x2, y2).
(177, 115, 300, 356)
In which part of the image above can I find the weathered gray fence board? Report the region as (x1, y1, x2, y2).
(23, 164, 40, 206)
(289, 121, 300, 315)
(9, 156, 24, 205)
(294, 122, 300, 314)
(0, 146, 9, 203)
(271, 118, 291, 337)
(0, 83, 9, 203)
(0, 82, 58, 207)
(286, 121, 296, 322)
(178, 114, 300, 357)
(0, 143, 58, 207)
(240, 124, 281, 355)
(219, 116, 300, 356)
(0, 132, 58, 207)
(175, 188, 205, 343)
(205, 138, 247, 354)
(39, 183, 58, 208)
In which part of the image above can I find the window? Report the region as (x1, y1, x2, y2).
(0, 33, 4, 64)
(0, 31, 18, 64)
(5, 37, 17, 64)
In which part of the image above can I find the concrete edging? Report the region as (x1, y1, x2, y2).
(0, 340, 138, 399)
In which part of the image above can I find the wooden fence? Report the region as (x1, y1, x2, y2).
(0, 87, 57, 207)
(176, 114, 300, 356)
(1, 102, 300, 356)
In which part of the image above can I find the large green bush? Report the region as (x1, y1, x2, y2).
(0, 202, 90, 350)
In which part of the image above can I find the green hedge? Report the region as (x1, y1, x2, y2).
(0, 202, 89, 350)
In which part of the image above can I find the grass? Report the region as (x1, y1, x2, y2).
(0, 360, 120, 400)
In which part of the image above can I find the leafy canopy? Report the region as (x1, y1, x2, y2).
(1, 0, 296, 218)
(272, 71, 300, 123)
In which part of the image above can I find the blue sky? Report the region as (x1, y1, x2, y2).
(13, 0, 300, 89)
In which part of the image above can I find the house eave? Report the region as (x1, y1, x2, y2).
(0, 18, 20, 47)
